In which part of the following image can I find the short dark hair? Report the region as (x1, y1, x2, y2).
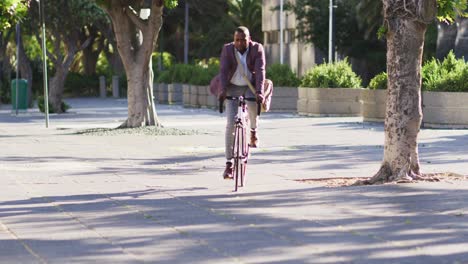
(235, 26, 250, 37)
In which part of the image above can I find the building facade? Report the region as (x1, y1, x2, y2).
(262, 0, 325, 76)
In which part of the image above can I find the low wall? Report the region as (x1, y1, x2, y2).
(270, 87, 298, 112)
(423, 91, 468, 128)
(168, 83, 183, 104)
(361, 89, 387, 122)
(297, 87, 362, 116)
(158, 83, 468, 128)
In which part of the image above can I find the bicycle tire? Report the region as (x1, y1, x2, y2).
(240, 124, 247, 187)
(233, 125, 242, 192)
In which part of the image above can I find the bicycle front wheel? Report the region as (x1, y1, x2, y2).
(233, 125, 242, 191)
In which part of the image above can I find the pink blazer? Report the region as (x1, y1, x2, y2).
(219, 41, 266, 93)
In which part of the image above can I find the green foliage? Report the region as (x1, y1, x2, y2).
(156, 70, 172, 83)
(165, 0, 179, 9)
(266, 64, 300, 87)
(0, 79, 11, 103)
(160, 1, 234, 61)
(437, 0, 468, 23)
(64, 72, 100, 97)
(188, 64, 219, 85)
(301, 59, 362, 88)
(0, 0, 29, 30)
(368, 72, 387, 90)
(228, 0, 262, 41)
(171, 64, 194, 83)
(422, 51, 468, 92)
(195, 57, 220, 68)
(37, 95, 70, 113)
(152, 52, 175, 71)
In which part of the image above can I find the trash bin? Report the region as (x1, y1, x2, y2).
(11, 79, 28, 110)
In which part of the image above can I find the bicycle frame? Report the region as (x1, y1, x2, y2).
(232, 96, 250, 191)
(219, 95, 260, 192)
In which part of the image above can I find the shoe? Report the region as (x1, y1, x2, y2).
(250, 130, 258, 148)
(223, 162, 233, 179)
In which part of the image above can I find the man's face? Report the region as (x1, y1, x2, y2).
(234, 32, 250, 53)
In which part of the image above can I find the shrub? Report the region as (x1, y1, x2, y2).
(300, 59, 362, 88)
(189, 65, 218, 85)
(195, 57, 220, 68)
(37, 95, 70, 113)
(266, 63, 300, 87)
(422, 51, 468, 92)
(171, 64, 194, 83)
(152, 52, 175, 71)
(368, 72, 387, 90)
(156, 70, 172, 83)
(64, 72, 99, 97)
(0, 80, 11, 103)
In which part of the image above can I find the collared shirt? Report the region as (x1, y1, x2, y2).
(230, 47, 252, 86)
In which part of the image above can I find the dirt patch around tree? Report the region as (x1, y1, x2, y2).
(295, 172, 468, 188)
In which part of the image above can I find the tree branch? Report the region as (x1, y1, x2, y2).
(34, 31, 58, 65)
(125, 6, 147, 32)
(79, 36, 93, 51)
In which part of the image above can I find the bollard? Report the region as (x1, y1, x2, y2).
(99, 76, 106, 98)
(112, 75, 119, 98)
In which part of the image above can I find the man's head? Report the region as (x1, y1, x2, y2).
(234, 26, 251, 53)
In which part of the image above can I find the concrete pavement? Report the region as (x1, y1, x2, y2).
(1, 98, 468, 263)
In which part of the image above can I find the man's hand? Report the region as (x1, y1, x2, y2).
(218, 90, 227, 102)
(255, 91, 264, 104)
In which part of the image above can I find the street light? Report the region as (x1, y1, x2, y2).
(280, 0, 284, 64)
(328, 0, 334, 63)
(36, 0, 49, 127)
(15, 23, 20, 116)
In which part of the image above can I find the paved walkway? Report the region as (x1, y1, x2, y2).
(1, 98, 468, 264)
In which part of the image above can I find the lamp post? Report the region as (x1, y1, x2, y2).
(184, 2, 189, 64)
(280, 0, 284, 64)
(15, 23, 20, 116)
(37, 0, 49, 127)
(328, 0, 333, 63)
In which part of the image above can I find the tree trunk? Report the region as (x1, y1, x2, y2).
(81, 28, 105, 76)
(0, 30, 13, 100)
(104, 46, 125, 76)
(103, 2, 163, 128)
(436, 21, 457, 60)
(49, 67, 68, 113)
(18, 32, 33, 107)
(82, 45, 100, 76)
(362, 0, 437, 184)
(454, 17, 468, 60)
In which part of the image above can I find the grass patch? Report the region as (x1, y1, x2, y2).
(75, 126, 202, 136)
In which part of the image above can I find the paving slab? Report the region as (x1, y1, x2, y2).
(1, 98, 468, 263)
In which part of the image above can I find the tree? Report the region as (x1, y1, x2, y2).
(98, 0, 178, 128)
(454, 16, 468, 59)
(228, 0, 262, 41)
(0, 0, 29, 102)
(0, 0, 29, 31)
(357, 0, 467, 185)
(29, 0, 105, 113)
(160, 0, 232, 62)
(287, 0, 386, 83)
(80, 21, 110, 76)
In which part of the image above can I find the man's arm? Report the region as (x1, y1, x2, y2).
(254, 43, 266, 94)
(219, 44, 230, 95)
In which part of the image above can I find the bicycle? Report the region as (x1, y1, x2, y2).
(220, 95, 261, 192)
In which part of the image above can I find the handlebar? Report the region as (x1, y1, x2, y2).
(219, 96, 261, 116)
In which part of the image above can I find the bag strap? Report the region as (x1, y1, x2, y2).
(234, 50, 257, 95)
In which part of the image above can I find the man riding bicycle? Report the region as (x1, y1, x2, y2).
(218, 26, 266, 179)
